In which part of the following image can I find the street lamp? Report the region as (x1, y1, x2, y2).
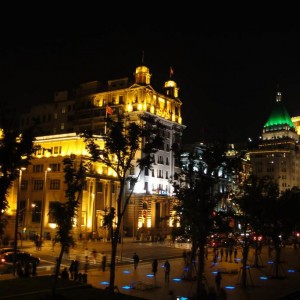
(40, 167, 51, 241)
(13, 167, 25, 276)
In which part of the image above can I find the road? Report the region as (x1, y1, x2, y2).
(1, 238, 190, 275)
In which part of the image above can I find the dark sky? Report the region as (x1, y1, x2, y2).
(2, 26, 300, 144)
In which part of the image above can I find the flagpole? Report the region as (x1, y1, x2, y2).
(105, 105, 108, 135)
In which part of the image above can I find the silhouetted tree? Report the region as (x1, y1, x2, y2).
(84, 114, 164, 296)
(173, 142, 234, 296)
(0, 108, 37, 245)
(50, 155, 87, 297)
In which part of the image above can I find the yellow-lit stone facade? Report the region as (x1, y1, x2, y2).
(16, 64, 186, 240)
(6, 133, 120, 241)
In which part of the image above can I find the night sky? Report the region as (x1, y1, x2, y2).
(2, 27, 300, 144)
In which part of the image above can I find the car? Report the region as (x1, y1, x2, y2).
(0, 251, 40, 265)
(175, 235, 192, 243)
(0, 248, 21, 259)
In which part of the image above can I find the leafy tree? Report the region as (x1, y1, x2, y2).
(262, 185, 300, 278)
(173, 142, 233, 296)
(232, 175, 300, 286)
(50, 155, 87, 296)
(84, 114, 164, 296)
(0, 109, 37, 245)
(232, 175, 270, 287)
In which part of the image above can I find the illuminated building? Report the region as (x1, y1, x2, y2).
(15, 63, 185, 240)
(249, 90, 300, 191)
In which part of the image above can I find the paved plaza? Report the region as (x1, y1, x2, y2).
(2, 239, 300, 299)
(85, 245, 300, 300)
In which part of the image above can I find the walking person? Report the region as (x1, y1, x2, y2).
(133, 252, 140, 270)
(69, 260, 75, 280)
(234, 247, 238, 263)
(225, 247, 229, 262)
(164, 259, 171, 282)
(215, 271, 222, 291)
(152, 259, 158, 276)
(92, 248, 98, 264)
(220, 248, 224, 262)
(84, 256, 89, 273)
(205, 246, 209, 260)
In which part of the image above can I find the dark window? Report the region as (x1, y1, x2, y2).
(33, 180, 44, 190)
(50, 180, 60, 190)
(21, 180, 28, 190)
(33, 164, 44, 173)
(32, 201, 42, 223)
(49, 163, 61, 172)
(144, 182, 148, 192)
(48, 202, 56, 223)
(96, 182, 103, 193)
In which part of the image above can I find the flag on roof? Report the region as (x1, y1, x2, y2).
(106, 106, 113, 115)
(170, 66, 174, 78)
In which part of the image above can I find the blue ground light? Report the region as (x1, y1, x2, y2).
(225, 286, 235, 290)
(146, 274, 154, 277)
(260, 276, 268, 280)
(100, 281, 109, 285)
(172, 278, 182, 282)
(288, 269, 296, 273)
(176, 297, 189, 300)
(123, 270, 131, 274)
(122, 285, 132, 290)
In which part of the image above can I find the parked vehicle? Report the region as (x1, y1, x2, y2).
(0, 251, 40, 265)
(175, 235, 192, 243)
(0, 248, 20, 259)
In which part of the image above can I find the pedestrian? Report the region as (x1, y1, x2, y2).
(234, 247, 238, 263)
(220, 248, 224, 262)
(229, 246, 233, 262)
(268, 245, 273, 258)
(69, 260, 75, 279)
(152, 259, 158, 276)
(133, 252, 140, 270)
(164, 259, 171, 282)
(101, 253, 107, 271)
(61, 267, 69, 279)
(205, 246, 209, 260)
(215, 271, 222, 290)
(92, 248, 98, 264)
(225, 247, 229, 262)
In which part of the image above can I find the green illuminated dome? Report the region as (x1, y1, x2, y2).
(264, 91, 295, 130)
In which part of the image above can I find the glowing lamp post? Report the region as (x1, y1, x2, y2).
(40, 167, 51, 240)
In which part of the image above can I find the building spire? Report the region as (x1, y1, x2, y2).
(276, 84, 282, 102)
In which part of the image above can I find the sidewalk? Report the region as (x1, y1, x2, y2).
(2, 240, 300, 299)
(85, 245, 300, 300)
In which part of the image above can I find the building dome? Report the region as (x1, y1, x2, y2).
(264, 91, 295, 132)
